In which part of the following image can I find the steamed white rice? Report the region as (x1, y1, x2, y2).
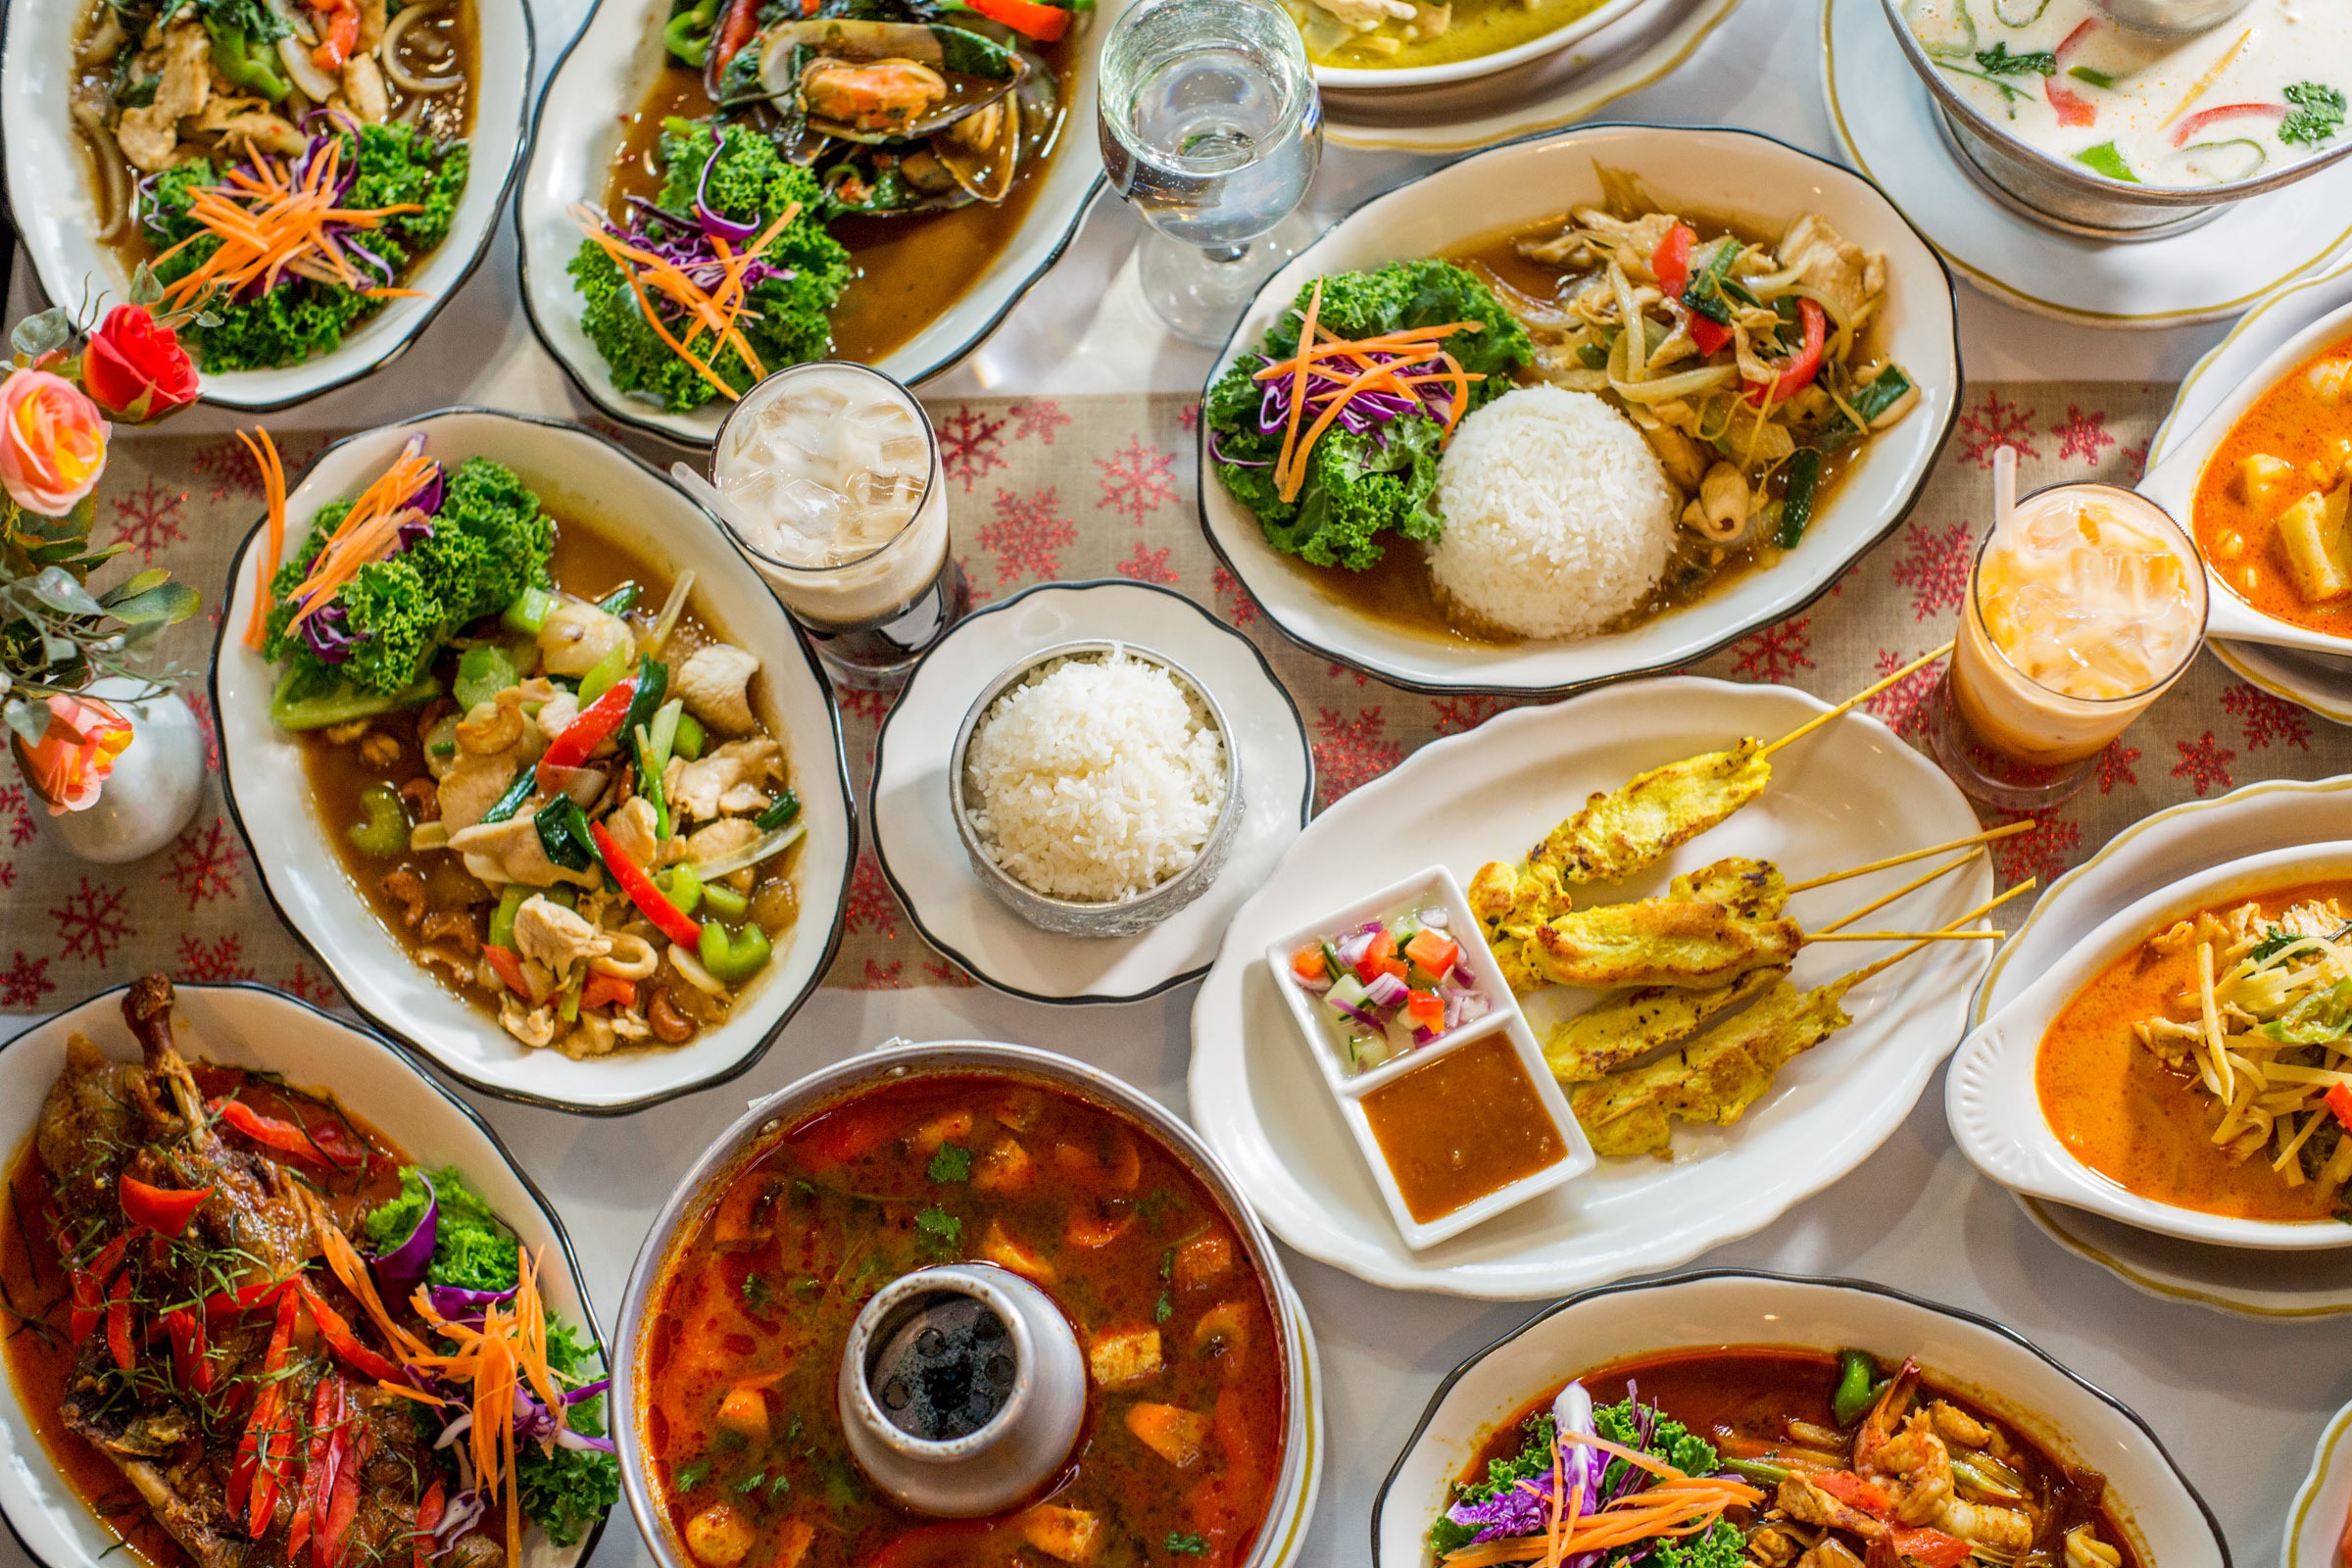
(1427, 385, 1679, 640)
(964, 649, 1227, 904)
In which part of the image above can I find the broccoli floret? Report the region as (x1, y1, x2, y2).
(1206, 260, 1529, 570)
(570, 119, 852, 413)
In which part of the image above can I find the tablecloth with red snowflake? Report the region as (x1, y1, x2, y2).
(0, 383, 2342, 1014)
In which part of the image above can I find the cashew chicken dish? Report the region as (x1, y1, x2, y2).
(1429, 1347, 2136, 1568)
(253, 436, 804, 1057)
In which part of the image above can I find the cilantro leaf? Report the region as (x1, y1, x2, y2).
(2283, 82, 2347, 148)
(926, 1144, 973, 1184)
(914, 1205, 962, 1254)
(742, 1271, 773, 1310)
(1975, 42, 2055, 75)
(1166, 1534, 1209, 1556)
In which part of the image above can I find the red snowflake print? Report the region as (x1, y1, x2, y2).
(1866, 647, 1943, 736)
(2172, 731, 2236, 797)
(1313, 708, 1402, 808)
(1992, 813, 2082, 886)
(1955, 391, 2041, 468)
(1096, 436, 1178, 525)
(978, 487, 1076, 584)
(856, 958, 907, 990)
(2049, 405, 2115, 466)
(191, 436, 270, 501)
(1890, 517, 1978, 621)
(1430, 695, 1515, 735)
(1177, 403, 1200, 434)
(50, 877, 132, 966)
(0, 782, 34, 848)
(923, 957, 979, 988)
(1324, 661, 1371, 689)
(2221, 682, 2312, 751)
(183, 690, 221, 771)
(110, 478, 188, 563)
(845, 853, 900, 939)
(1731, 617, 1814, 683)
(1116, 542, 1179, 585)
(1009, 400, 1070, 444)
(836, 686, 894, 727)
(162, 818, 245, 908)
(2095, 741, 2140, 796)
(175, 934, 256, 984)
(938, 405, 1009, 491)
(0, 863, 15, 890)
(280, 963, 341, 1007)
(1211, 564, 1258, 627)
(2118, 440, 2149, 480)
(0, 952, 55, 1009)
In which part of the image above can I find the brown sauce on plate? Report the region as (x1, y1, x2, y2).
(1361, 1034, 1563, 1222)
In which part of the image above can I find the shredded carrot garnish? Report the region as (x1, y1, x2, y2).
(1273, 279, 1324, 503)
(157, 141, 424, 313)
(1438, 1427, 1762, 1568)
(237, 427, 287, 651)
(1259, 297, 1488, 505)
(570, 201, 806, 403)
(281, 440, 439, 631)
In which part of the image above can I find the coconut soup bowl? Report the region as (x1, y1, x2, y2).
(213, 409, 856, 1115)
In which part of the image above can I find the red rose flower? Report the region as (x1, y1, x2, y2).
(80, 305, 199, 422)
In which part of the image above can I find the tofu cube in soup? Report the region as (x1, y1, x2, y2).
(1089, 1327, 1164, 1389)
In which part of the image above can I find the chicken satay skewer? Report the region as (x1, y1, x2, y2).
(1784, 819, 2033, 895)
(1811, 848, 1986, 935)
(1834, 879, 2037, 981)
(1754, 641, 1956, 760)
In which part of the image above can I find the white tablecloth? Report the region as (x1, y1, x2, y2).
(5, 2, 2339, 1567)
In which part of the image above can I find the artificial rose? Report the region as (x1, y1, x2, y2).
(14, 694, 133, 814)
(80, 305, 200, 421)
(0, 370, 110, 516)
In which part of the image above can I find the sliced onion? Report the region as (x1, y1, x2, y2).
(383, 2, 465, 93)
(1363, 971, 1410, 1008)
(279, 34, 344, 104)
(369, 1171, 439, 1301)
(690, 818, 806, 879)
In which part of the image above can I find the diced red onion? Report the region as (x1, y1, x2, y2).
(1363, 971, 1410, 1009)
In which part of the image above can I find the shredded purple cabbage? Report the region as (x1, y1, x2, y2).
(300, 600, 359, 663)
(1250, 347, 1463, 441)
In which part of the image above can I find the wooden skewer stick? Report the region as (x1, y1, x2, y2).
(1843, 880, 2037, 987)
(1810, 929, 2006, 943)
(1758, 641, 1955, 760)
(1817, 848, 1984, 935)
(1786, 819, 2033, 895)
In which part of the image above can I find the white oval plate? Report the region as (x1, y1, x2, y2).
(516, 0, 1117, 444)
(2287, 1400, 2352, 1568)
(2148, 251, 2352, 723)
(1976, 774, 2352, 1316)
(1197, 125, 1960, 696)
(1821, 0, 2352, 326)
(1189, 676, 1992, 1298)
(1952, 841, 2352, 1250)
(1319, 0, 1740, 153)
(0, 982, 611, 1568)
(1311, 0, 1655, 93)
(1368, 1270, 2225, 1568)
(870, 580, 1311, 1004)
(212, 409, 856, 1114)
(0, 0, 531, 411)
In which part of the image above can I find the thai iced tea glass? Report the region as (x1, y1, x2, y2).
(1927, 482, 2208, 811)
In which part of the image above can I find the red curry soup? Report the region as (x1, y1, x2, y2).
(637, 1072, 1288, 1568)
(2194, 330, 2352, 637)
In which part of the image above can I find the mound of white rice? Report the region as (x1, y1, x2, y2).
(963, 649, 1228, 904)
(1427, 385, 1679, 640)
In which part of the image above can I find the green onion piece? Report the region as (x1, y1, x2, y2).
(649, 699, 683, 776)
(623, 658, 669, 759)
(577, 641, 633, 708)
(1833, 1348, 1879, 1428)
(2067, 66, 2113, 87)
(754, 789, 802, 833)
(598, 581, 642, 617)
(634, 725, 672, 841)
(454, 644, 519, 712)
(701, 880, 750, 920)
(1777, 449, 1823, 550)
(673, 711, 707, 761)
(488, 885, 527, 951)
(1723, 1458, 1791, 1488)
(478, 764, 539, 826)
(502, 586, 556, 636)
(533, 797, 603, 874)
(1813, 367, 1914, 455)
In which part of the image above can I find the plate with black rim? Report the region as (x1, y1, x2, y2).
(869, 579, 1311, 1004)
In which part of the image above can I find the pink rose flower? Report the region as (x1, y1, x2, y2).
(0, 369, 111, 516)
(14, 694, 133, 814)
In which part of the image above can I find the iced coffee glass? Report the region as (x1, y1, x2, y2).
(1928, 482, 2208, 810)
(708, 361, 966, 690)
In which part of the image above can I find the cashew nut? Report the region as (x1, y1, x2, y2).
(1696, 462, 1749, 542)
(647, 988, 695, 1043)
(455, 697, 524, 756)
(400, 776, 441, 822)
(379, 867, 426, 929)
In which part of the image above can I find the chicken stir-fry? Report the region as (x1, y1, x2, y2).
(1492, 171, 1918, 566)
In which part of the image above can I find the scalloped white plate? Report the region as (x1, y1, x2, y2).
(2286, 1399, 2352, 1568)
(1189, 676, 1991, 1298)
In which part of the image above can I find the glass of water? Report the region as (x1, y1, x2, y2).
(1098, 0, 1323, 347)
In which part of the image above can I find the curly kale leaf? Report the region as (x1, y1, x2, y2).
(1428, 1414, 1554, 1559)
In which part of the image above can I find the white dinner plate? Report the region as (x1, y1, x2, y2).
(516, 0, 1119, 444)
(0, 982, 611, 1568)
(1369, 1271, 2226, 1568)
(1197, 124, 1960, 696)
(1821, 0, 2352, 326)
(1976, 772, 2352, 1318)
(870, 579, 1311, 1004)
(1318, 0, 1740, 150)
(2287, 1400, 2352, 1568)
(213, 409, 856, 1115)
(0, 0, 531, 410)
(2147, 251, 2352, 723)
(1189, 676, 1993, 1298)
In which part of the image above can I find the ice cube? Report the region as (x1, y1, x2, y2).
(773, 476, 854, 541)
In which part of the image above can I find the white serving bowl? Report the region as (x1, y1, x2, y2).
(0, 0, 531, 411)
(212, 408, 856, 1115)
(0, 982, 611, 1568)
(1369, 1270, 2225, 1568)
(1196, 123, 1961, 695)
(2138, 294, 2352, 661)
(1309, 0, 1660, 92)
(516, 0, 1120, 444)
(1951, 840, 2352, 1250)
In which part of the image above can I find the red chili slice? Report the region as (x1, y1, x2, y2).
(120, 1174, 215, 1238)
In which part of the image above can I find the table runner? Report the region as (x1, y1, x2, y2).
(0, 382, 2341, 1009)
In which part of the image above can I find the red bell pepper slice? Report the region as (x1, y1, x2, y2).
(2045, 76, 2098, 127)
(120, 1175, 215, 1239)
(1690, 316, 1734, 356)
(537, 674, 639, 789)
(163, 1305, 216, 1395)
(590, 820, 704, 948)
(482, 944, 534, 1000)
(415, 1482, 446, 1568)
(2326, 1082, 2352, 1132)
(105, 1274, 135, 1372)
(1890, 1529, 1976, 1568)
(69, 1233, 129, 1347)
(294, 1280, 403, 1383)
(210, 1096, 363, 1172)
(1814, 1469, 1895, 1518)
(1404, 989, 1445, 1028)
(2173, 102, 2284, 148)
(204, 1275, 297, 1320)
(710, 0, 760, 76)
(581, 971, 638, 1012)
(959, 0, 1070, 42)
(1745, 298, 1826, 406)
(1650, 221, 1694, 299)
(233, 1289, 304, 1537)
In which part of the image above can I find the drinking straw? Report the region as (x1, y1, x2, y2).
(1992, 445, 2018, 543)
